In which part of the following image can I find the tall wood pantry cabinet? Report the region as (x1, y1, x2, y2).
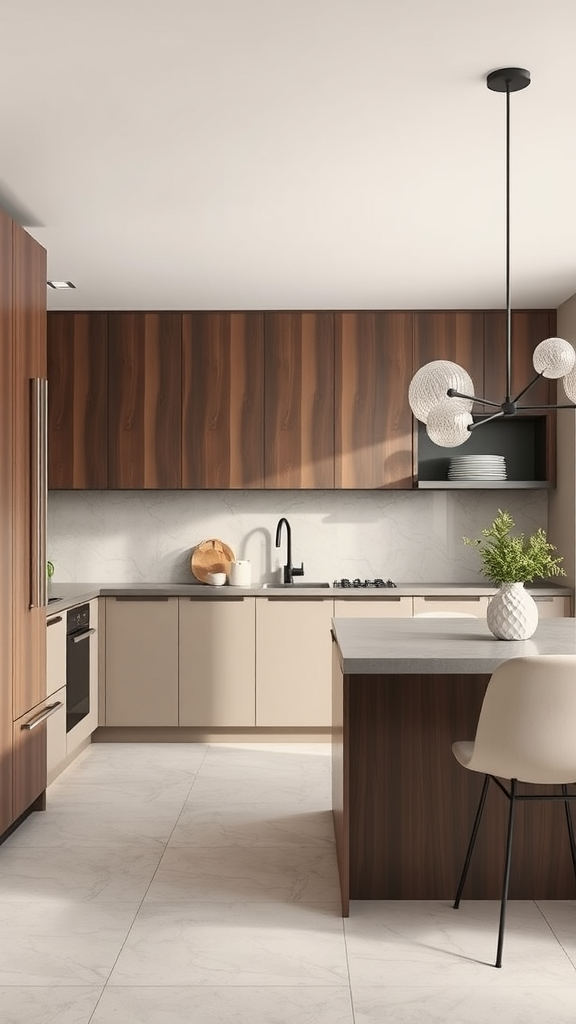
(0, 210, 48, 836)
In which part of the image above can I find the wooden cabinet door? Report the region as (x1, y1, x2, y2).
(264, 312, 334, 488)
(256, 598, 333, 726)
(484, 310, 556, 409)
(0, 209, 13, 834)
(105, 597, 178, 726)
(182, 312, 264, 488)
(336, 312, 413, 488)
(413, 311, 484, 405)
(108, 313, 181, 488)
(12, 223, 47, 723)
(13, 702, 49, 819)
(48, 312, 108, 488)
(179, 597, 256, 726)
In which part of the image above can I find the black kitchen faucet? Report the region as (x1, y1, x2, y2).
(275, 518, 305, 584)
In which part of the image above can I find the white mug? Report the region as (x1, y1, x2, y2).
(229, 560, 251, 587)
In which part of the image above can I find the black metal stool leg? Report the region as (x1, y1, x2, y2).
(453, 774, 490, 910)
(561, 784, 576, 882)
(495, 778, 517, 968)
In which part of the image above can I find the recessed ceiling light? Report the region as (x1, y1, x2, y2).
(47, 280, 76, 289)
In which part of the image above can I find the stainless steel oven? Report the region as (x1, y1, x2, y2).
(66, 603, 95, 733)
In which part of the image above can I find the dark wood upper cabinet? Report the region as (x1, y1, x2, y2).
(335, 312, 414, 489)
(413, 311, 485, 408)
(182, 312, 264, 488)
(264, 312, 334, 489)
(108, 313, 182, 489)
(48, 312, 108, 489)
(484, 310, 556, 410)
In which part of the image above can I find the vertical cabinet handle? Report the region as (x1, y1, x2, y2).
(30, 378, 48, 609)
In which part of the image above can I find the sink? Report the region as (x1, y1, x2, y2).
(263, 582, 331, 588)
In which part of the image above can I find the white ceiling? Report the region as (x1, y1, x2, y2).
(3, 0, 576, 312)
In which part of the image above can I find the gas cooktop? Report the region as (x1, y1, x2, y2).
(333, 578, 397, 589)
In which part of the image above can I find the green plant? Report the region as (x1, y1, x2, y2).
(47, 560, 54, 579)
(463, 509, 566, 585)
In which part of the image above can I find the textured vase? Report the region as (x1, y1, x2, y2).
(487, 582, 539, 641)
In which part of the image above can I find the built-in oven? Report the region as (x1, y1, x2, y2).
(66, 603, 95, 733)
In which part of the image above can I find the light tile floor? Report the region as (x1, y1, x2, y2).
(1, 742, 576, 1022)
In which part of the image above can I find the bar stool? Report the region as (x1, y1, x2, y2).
(452, 654, 576, 967)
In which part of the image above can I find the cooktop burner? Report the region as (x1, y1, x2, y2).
(333, 578, 397, 589)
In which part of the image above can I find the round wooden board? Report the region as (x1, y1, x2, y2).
(190, 539, 236, 583)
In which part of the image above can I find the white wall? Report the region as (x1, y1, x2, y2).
(48, 488, 548, 586)
(549, 292, 576, 587)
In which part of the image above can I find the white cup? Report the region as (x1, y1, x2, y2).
(206, 572, 227, 587)
(229, 560, 251, 587)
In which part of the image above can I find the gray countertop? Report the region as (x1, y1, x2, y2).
(46, 579, 573, 615)
(332, 616, 576, 675)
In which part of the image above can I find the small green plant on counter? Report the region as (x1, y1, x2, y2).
(463, 509, 566, 585)
(47, 560, 54, 579)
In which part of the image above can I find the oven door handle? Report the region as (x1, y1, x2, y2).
(71, 627, 96, 644)
(22, 701, 63, 730)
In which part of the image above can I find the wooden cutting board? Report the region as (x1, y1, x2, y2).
(190, 539, 235, 583)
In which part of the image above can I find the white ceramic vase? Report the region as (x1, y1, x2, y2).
(486, 582, 538, 641)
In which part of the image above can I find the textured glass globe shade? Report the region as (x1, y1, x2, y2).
(408, 361, 474, 424)
(532, 337, 576, 379)
(563, 363, 576, 404)
(425, 399, 473, 448)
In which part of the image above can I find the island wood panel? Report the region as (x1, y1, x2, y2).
(264, 312, 334, 489)
(484, 310, 556, 484)
(0, 209, 13, 834)
(335, 312, 413, 488)
(48, 312, 108, 489)
(182, 312, 264, 488)
(12, 223, 47, 724)
(108, 313, 182, 488)
(341, 671, 576, 903)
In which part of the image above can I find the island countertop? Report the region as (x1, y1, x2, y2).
(332, 616, 576, 676)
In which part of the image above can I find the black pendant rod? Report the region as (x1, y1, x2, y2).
(505, 79, 511, 402)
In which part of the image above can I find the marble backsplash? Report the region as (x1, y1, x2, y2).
(47, 489, 549, 586)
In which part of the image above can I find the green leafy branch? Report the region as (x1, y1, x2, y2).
(463, 508, 566, 585)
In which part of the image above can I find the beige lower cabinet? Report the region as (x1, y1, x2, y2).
(105, 597, 178, 726)
(413, 595, 488, 617)
(179, 597, 256, 726)
(256, 598, 334, 727)
(523, 595, 571, 618)
(334, 596, 413, 618)
(46, 686, 67, 785)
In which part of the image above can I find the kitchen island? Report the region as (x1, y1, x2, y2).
(331, 616, 576, 915)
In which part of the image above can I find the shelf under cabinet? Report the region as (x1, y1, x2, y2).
(417, 480, 551, 489)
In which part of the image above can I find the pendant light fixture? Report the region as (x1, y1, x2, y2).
(409, 67, 576, 447)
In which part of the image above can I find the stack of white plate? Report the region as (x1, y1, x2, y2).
(448, 455, 507, 481)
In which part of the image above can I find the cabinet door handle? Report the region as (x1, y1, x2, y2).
(30, 378, 48, 609)
(72, 627, 96, 644)
(47, 615, 63, 627)
(22, 701, 63, 730)
(114, 597, 169, 602)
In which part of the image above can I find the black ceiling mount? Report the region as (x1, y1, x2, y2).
(486, 67, 531, 93)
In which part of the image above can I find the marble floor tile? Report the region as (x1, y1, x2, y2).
(536, 901, 576, 966)
(186, 773, 331, 806)
(91, 985, 354, 1024)
(352, 984, 576, 1023)
(0, 901, 138, 985)
(47, 776, 193, 808)
(0, 987, 102, 1024)
(62, 742, 208, 784)
(145, 844, 340, 903)
(167, 803, 335, 848)
(4, 801, 183, 849)
(0, 844, 163, 903)
(344, 901, 576, 984)
(109, 900, 348, 987)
